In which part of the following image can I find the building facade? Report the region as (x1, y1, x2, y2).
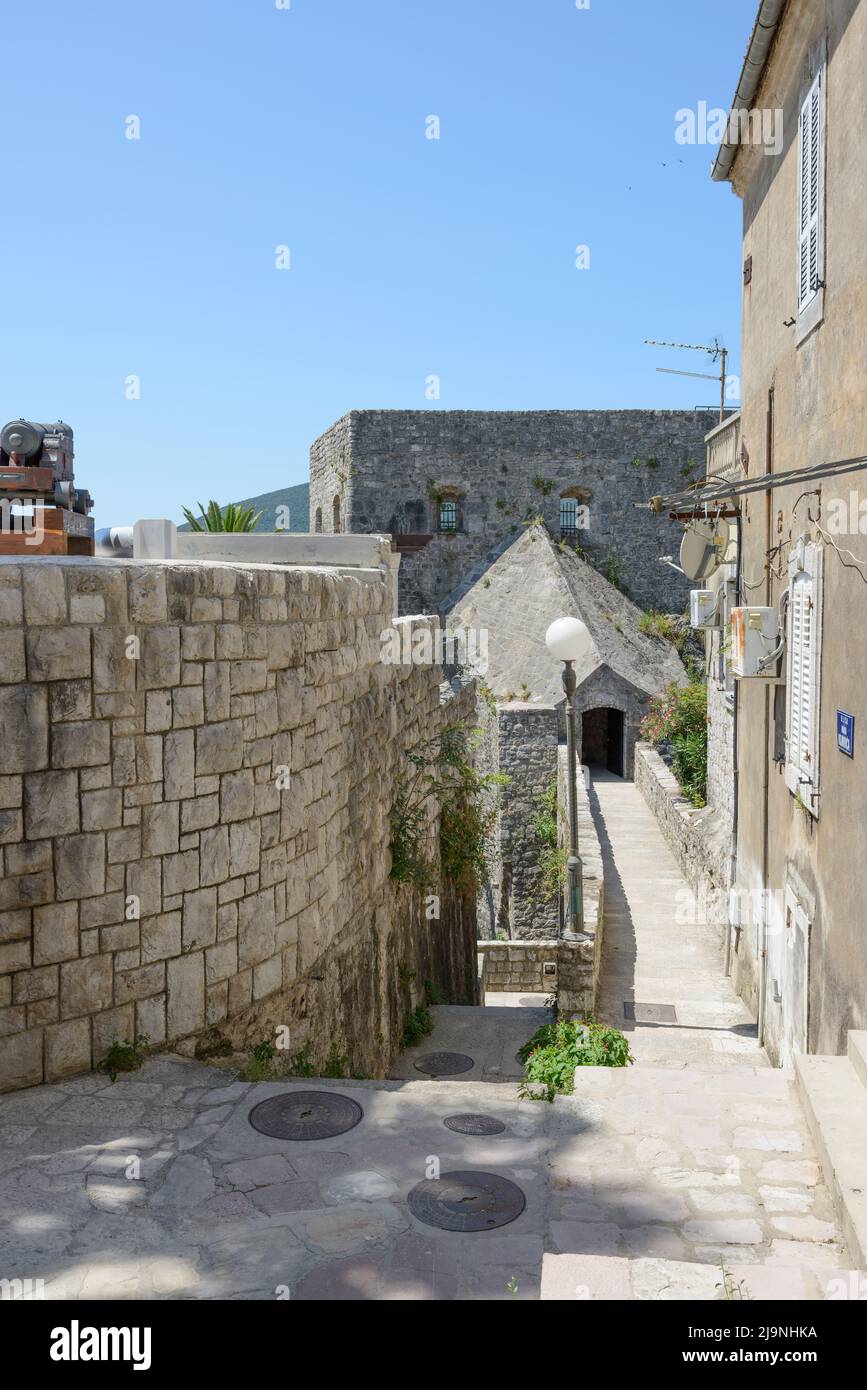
(714, 0, 867, 1061)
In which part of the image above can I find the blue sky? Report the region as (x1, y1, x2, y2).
(0, 0, 755, 528)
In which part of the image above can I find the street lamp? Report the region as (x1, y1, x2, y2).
(545, 616, 592, 943)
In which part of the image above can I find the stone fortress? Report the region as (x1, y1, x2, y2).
(309, 409, 718, 616)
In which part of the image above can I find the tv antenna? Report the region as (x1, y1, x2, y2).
(644, 337, 729, 423)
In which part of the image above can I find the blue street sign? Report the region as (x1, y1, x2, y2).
(837, 710, 855, 758)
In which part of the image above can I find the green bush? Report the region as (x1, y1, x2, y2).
(518, 1019, 633, 1101)
(641, 681, 708, 806)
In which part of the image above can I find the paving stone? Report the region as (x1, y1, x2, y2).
(152, 1154, 215, 1210)
(733, 1126, 804, 1152)
(683, 1218, 764, 1244)
(550, 1220, 622, 1255)
(249, 1181, 323, 1214)
(299, 1203, 402, 1255)
(770, 1214, 839, 1243)
(630, 1257, 722, 1301)
(222, 1154, 297, 1191)
(321, 1170, 398, 1203)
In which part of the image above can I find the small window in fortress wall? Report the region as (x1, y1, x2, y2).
(314, 507, 322, 533)
(439, 499, 458, 532)
(560, 497, 579, 536)
(332, 495, 341, 533)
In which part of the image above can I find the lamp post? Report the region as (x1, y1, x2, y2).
(545, 616, 592, 943)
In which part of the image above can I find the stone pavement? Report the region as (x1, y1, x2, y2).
(388, 1003, 549, 1085)
(591, 772, 764, 1068)
(0, 1035, 856, 1301)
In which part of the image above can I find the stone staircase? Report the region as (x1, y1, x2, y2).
(795, 1031, 867, 1268)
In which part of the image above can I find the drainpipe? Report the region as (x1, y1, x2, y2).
(725, 518, 741, 978)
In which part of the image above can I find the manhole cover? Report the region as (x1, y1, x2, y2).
(624, 1001, 677, 1024)
(248, 1090, 363, 1141)
(408, 1171, 525, 1231)
(443, 1114, 506, 1136)
(413, 1052, 475, 1076)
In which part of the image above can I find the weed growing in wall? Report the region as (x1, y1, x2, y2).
(529, 781, 568, 903)
(389, 725, 507, 894)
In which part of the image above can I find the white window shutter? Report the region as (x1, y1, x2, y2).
(785, 540, 823, 813)
(798, 71, 823, 314)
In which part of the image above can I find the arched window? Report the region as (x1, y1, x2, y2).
(332, 495, 341, 533)
(314, 507, 323, 534)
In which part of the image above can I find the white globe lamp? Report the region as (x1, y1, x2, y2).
(545, 616, 591, 665)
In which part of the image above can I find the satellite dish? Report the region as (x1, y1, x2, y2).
(680, 518, 730, 581)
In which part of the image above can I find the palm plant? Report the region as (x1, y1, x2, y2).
(181, 499, 264, 533)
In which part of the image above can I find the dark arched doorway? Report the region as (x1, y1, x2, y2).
(581, 707, 625, 777)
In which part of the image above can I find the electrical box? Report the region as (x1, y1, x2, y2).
(690, 589, 720, 630)
(731, 606, 782, 679)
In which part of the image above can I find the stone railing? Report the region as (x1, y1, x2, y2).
(0, 554, 478, 1093)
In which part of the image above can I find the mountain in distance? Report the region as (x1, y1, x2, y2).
(179, 482, 309, 533)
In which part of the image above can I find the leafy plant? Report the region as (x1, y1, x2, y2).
(602, 551, 628, 594)
(639, 610, 679, 644)
(389, 726, 507, 895)
(529, 781, 567, 903)
(101, 1033, 149, 1083)
(717, 1258, 752, 1301)
(251, 1039, 276, 1065)
(641, 681, 708, 806)
(182, 499, 264, 533)
(323, 1046, 348, 1079)
(531, 475, 556, 495)
(402, 1003, 433, 1047)
(424, 979, 445, 1006)
(287, 1043, 316, 1077)
(518, 1018, 633, 1102)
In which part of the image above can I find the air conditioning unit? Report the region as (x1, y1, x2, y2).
(731, 606, 783, 679)
(690, 589, 721, 630)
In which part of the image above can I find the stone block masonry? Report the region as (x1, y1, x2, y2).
(496, 704, 560, 940)
(0, 556, 479, 1093)
(309, 409, 721, 615)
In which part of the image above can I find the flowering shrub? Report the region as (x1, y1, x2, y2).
(641, 681, 708, 807)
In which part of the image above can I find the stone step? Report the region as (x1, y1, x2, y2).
(795, 1052, 867, 1267)
(541, 1253, 863, 1301)
(847, 1031, 867, 1092)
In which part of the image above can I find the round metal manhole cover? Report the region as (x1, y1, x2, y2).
(443, 1114, 506, 1136)
(413, 1052, 475, 1076)
(248, 1090, 363, 1141)
(408, 1171, 526, 1232)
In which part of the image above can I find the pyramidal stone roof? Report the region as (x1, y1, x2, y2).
(443, 523, 687, 704)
